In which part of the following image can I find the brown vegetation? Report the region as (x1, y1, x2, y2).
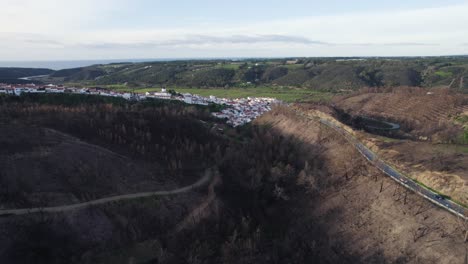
(257, 108, 467, 263)
(363, 137, 468, 206)
(0, 95, 466, 263)
(314, 87, 468, 207)
(332, 87, 468, 142)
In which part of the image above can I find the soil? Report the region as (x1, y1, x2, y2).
(257, 110, 468, 263)
(364, 137, 468, 206)
(332, 91, 468, 140)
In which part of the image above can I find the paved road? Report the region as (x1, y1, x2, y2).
(0, 171, 212, 216)
(318, 117, 467, 220)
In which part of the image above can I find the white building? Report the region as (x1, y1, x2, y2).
(14, 88, 25, 95)
(183, 93, 193, 104)
(122, 93, 132, 100)
(153, 92, 171, 99)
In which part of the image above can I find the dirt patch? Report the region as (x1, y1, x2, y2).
(333, 91, 468, 142)
(262, 109, 468, 263)
(366, 138, 468, 205)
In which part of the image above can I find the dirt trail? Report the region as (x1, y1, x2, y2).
(448, 78, 456, 89)
(0, 171, 213, 216)
(175, 170, 221, 232)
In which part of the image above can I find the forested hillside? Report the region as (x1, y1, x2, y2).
(0, 94, 325, 262)
(31, 57, 468, 91)
(0, 94, 466, 263)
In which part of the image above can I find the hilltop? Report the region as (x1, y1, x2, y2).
(21, 57, 468, 92)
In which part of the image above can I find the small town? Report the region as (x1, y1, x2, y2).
(0, 83, 279, 127)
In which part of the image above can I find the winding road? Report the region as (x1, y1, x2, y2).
(0, 171, 213, 216)
(2, 110, 466, 221)
(317, 116, 467, 220)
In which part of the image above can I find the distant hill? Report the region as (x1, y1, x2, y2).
(19, 57, 468, 91)
(50, 66, 106, 80)
(0, 67, 54, 79)
(0, 67, 54, 84)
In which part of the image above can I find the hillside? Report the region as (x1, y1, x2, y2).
(255, 108, 467, 263)
(0, 94, 221, 209)
(0, 67, 54, 84)
(316, 88, 468, 212)
(0, 94, 466, 263)
(332, 87, 468, 142)
(0, 67, 54, 79)
(30, 57, 468, 92)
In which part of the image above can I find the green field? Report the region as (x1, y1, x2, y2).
(65, 82, 334, 102)
(137, 87, 333, 102)
(284, 64, 305, 70)
(214, 64, 242, 70)
(434, 71, 453, 78)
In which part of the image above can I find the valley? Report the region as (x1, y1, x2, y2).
(1, 58, 468, 263)
(3, 0, 468, 263)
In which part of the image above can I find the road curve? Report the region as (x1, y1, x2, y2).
(294, 109, 467, 220)
(315, 116, 467, 220)
(0, 171, 213, 216)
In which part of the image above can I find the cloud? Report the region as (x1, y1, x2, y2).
(77, 35, 440, 50)
(190, 35, 329, 45)
(0, 32, 65, 48)
(23, 39, 64, 47)
(381, 42, 438, 46)
(79, 34, 331, 49)
(342, 42, 438, 47)
(0, 0, 128, 33)
(0, 2, 468, 59)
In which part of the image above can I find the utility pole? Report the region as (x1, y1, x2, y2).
(465, 247, 467, 264)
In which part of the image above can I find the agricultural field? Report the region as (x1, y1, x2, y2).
(172, 87, 333, 102)
(98, 85, 334, 102)
(27, 56, 468, 91)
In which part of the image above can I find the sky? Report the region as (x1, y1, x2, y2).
(1, 0, 468, 60)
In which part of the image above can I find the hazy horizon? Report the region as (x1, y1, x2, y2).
(1, 54, 468, 70)
(1, 0, 468, 60)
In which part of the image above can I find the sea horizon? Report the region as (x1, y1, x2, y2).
(1, 55, 467, 70)
(0, 59, 187, 70)
(0, 57, 259, 70)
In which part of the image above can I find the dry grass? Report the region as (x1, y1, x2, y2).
(333, 90, 468, 141)
(366, 138, 468, 206)
(257, 107, 468, 263)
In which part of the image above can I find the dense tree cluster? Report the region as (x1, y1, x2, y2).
(0, 67, 53, 79)
(0, 95, 342, 263)
(191, 68, 236, 87)
(0, 94, 220, 176)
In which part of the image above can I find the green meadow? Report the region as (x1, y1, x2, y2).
(142, 86, 333, 102)
(67, 83, 334, 103)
